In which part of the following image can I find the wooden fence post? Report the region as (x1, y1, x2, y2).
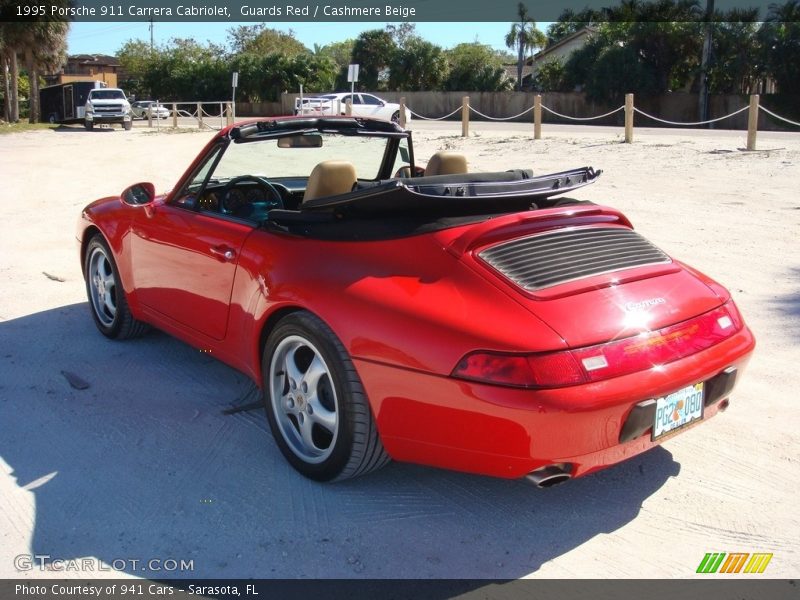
(746, 94, 759, 151)
(345, 98, 352, 116)
(197, 102, 203, 130)
(534, 95, 542, 140)
(399, 97, 406, 128)
(624, 93, 634, 143)
(462, 96, 469, 137)
(226, 102, 233, 126)
(172, 103, 177, 128)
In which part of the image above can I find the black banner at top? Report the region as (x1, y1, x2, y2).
(0, 0, 783, 22)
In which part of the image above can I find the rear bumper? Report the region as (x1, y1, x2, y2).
(356, 325, 755, 479)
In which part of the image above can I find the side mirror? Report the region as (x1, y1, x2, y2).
(121, 182, 156, 206)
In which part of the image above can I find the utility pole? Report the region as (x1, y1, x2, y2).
(149, 18, 154, 54)
(698, 0, 714, 124)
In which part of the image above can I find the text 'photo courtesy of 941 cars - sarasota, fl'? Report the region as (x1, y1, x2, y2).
(77, 116, 755, 487)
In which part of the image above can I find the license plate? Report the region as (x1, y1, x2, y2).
(652, 382, 704, 440)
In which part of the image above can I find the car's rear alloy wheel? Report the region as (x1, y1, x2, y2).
(263, 312, 390, 481)
(84, 235, 148, 339)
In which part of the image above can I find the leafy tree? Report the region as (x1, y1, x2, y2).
(706, 9, 762, 94)
(351, 29, 396, 90)
(505, 2, 547, 90)
(388, 37, 448, 91)
(546, 9, 602, 45)
(227, 25, 308, 57)
(231, 52, 337, 101)
(444, 43, 512, 91)
(117, 39, 154, 98)
(315, 39, 355, 90)
(316, 39, 355, 68)
(385, 23, 417, 46)
(553, 1, 705, 103)
(760, 0, 800, 95)
(533, 58, 569, 92)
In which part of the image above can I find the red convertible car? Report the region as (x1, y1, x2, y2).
(77, 117, 755, 486)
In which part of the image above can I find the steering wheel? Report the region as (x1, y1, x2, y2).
(220, 175, 285, 215)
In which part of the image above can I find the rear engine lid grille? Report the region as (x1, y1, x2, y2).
(478, 226, 671, 292)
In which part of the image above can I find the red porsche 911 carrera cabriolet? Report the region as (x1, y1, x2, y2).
(77, 117, 755, 486)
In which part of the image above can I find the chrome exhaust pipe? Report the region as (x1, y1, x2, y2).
(525, 463, 573, 488)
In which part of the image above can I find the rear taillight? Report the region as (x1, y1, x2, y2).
(452, 351, 586, 388)
(452, 302, 743, 389)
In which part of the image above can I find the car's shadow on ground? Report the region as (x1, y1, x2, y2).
(52, 125, 120, 133)
(774, 266, 800, 336)
(0, 304, 680, 579)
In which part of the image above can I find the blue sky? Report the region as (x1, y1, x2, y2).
(67, 21, 539, 56)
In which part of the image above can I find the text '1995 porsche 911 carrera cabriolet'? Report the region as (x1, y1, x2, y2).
(77, 117, 755, 486)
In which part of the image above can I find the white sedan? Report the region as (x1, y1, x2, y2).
(294, 93, 411, 123)
(131, 101, 170, 120)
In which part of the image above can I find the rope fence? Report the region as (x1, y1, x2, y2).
(139, 101, 233, 131)
(633, 105, 749, 127)
(541, 104, 625, 121)
(142, 94, 797, 150)
(758, 105, 800, 128)
(407, 107, 462, 121)
(399, 93, 798, 150)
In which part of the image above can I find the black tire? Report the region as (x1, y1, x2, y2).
(123, 120, 132, 131)
(263, 311, 390, 482)
(84, 235, 149, 340)
(391, 111, 400, 123)
(84, 121, 93, 130)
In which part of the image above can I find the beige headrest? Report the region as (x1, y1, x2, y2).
(303, 160, 357, 203)
(425, 151, 468, 176)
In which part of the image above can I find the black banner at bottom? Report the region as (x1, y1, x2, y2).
(2, 579, 798, 600)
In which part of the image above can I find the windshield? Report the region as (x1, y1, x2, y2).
(212, 134, 393, 181)
(90, 90, 125, 100)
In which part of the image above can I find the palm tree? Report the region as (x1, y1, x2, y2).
(505, 3, 546, 91)
(0, 18, 68, 123)
(0, 22, 24, 123)
(25, 21, 69, 123)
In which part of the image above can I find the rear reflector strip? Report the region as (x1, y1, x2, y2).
(452, 302, 743, 389)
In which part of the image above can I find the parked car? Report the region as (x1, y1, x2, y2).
(77, 116, 754, 485)
(84, 87, 132, 130)
(295, 93, 411, 123)
(131, 101, 170, 120)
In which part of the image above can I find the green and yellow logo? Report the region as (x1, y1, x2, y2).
(696, 552, 773, 574)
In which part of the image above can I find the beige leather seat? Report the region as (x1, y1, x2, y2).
(424, 151, 468, 176)
(303, 160, 357, 203)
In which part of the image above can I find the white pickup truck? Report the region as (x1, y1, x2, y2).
(84, 88, 133, 130)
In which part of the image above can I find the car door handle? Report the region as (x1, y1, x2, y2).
(210, 245, 236, 261)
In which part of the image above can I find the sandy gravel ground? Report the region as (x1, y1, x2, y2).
(0, 121, 798, 580)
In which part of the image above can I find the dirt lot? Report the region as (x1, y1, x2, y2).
(1, 121, 798, 579)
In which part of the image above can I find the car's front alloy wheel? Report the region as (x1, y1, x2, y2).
(84, 235, 148, 339)
(263, 311, 389, 481)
